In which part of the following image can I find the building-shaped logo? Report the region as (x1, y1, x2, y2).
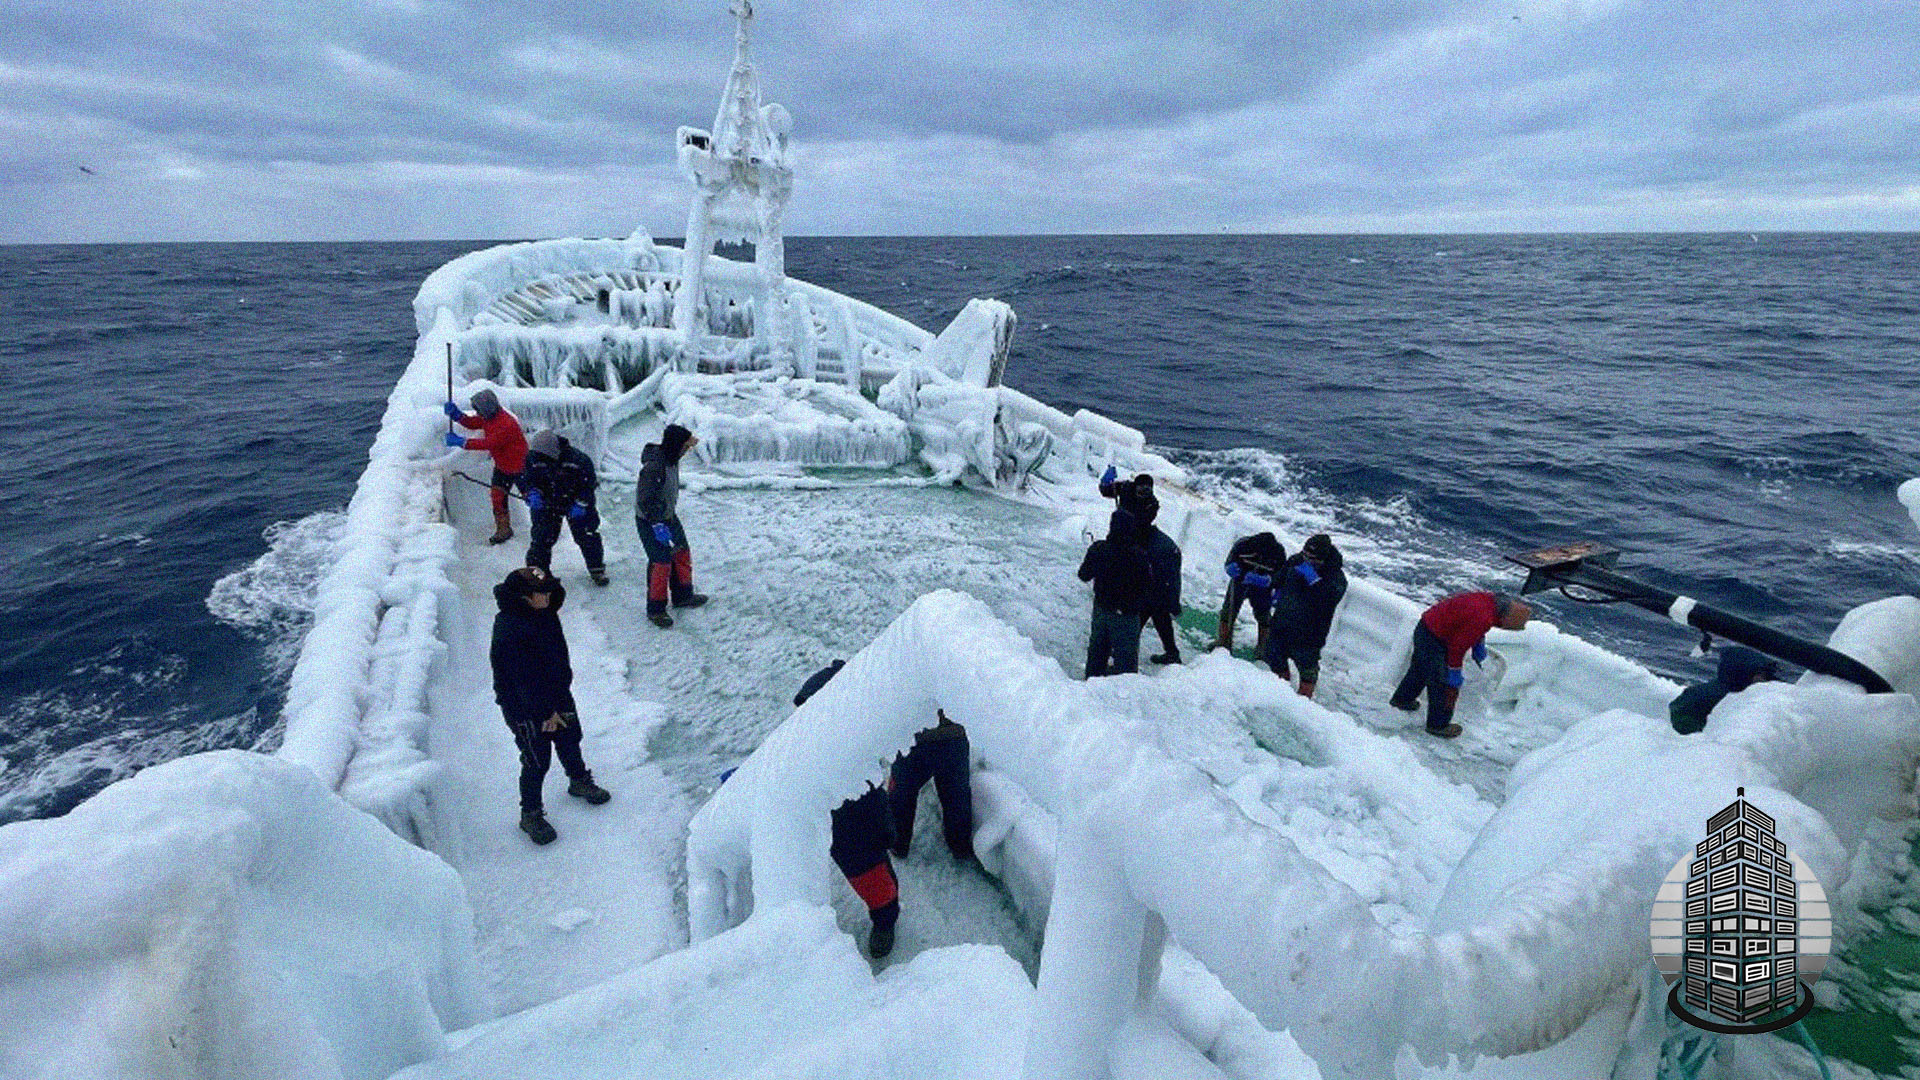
(1651, 787, 1831, 1034)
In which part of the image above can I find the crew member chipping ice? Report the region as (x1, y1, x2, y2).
(1390, 591, 1530, 738)
(1078, 508, 1157, 677)
(1211, 532, 1285, 654)
(889, 710, 975, 863)
(1669, 646, 1779, 735)
(444, 388, 527, 545)
(794, 660, 901, 959)
(1266, 533, 1347, 699)
(521, 430, 609, 586)
(490, 566, 611, 846)
(634, 423, 708, 628)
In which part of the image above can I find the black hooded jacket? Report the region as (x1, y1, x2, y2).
(490, 579, 576, 724)
(1078, 509, 1157, 614)
(1225, 533, 1286, 579)
(1670, 646, 1779, 735)
(522, 436, 598, 511)
(1272, 548, 1347, 649)
(635, 442, 681, 525)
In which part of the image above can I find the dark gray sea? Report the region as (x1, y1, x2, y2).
(2, 234, 1917, 820)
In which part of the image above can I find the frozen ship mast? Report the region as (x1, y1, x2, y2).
(671, 1, 794, 340)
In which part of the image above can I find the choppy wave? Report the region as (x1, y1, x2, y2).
(207, 511, 347, 679)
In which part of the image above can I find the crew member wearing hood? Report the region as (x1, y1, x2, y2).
(522, 429, 608, 586)
(444, 388, 528, 545)
(634, 423, 708, 627)
(1213, 532, 1286, 654)
(1670, 646, 1780, 734)
(1136, 495, 1185, 665)
(1267, 533, 1348, 699)
(490, 566, 610, 845)
(1077, 508, 1157, 677)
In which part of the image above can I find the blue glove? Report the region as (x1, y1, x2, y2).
(1101, 465, 1118, 487)
(1243, 572, 1272, 589)
(1225, 561, 1243, 581)
(442, 401, 462, 419)
(525, 489, 544, 512)
(567, 502, 589, 522)
(443, 432, 466, 448)
(1295, 562, 1320, 585)
(651, 522, 674, 546)
(1471, 641, 1488, 665)
(1446, 668, 1465, 688)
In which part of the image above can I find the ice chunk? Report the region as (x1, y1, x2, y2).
(0, 751, 489, 1080)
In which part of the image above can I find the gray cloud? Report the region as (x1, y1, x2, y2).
(1, 0, 1917, 241)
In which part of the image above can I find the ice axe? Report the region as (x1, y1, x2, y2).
(450, 470, 528, 503)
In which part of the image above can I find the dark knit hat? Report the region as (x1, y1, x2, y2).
(528, 429, 560, 460)
(502, 565, 556, 597)
(470, 388, 500, 418)
(662, 423, 694, 461)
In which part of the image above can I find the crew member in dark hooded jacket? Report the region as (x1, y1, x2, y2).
(635, 423, 708, 627)
(1137, 495, 1184, 665)
(1670, 647, 1779, 734)
(1097, 465, 1156, 519)
(444, 388, 527, 545)
(1266, 533, 1347, 698)
(490, 566, 610, 845)
(1078, 508, 1157, 678)
(521, 430, 608, 585)
(1212, 532, 1285, 654)
(794, 659, 900, 959)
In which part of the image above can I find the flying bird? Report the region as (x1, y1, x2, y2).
(76, 165, 95, 175)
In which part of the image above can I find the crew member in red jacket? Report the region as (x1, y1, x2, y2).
(444, 388, 528, 545)
(1390, 591, 1531, 738)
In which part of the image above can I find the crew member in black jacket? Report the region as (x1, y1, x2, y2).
(1078, 508, 1157, 678)
(1212, 532, 1286, 654)
(1137, 495, 1185, 665)
(794, 659, 900, 959)
(1266, 533, 1348, 699)
(522, 430, 608, 586)
(490, 566, 610, 845)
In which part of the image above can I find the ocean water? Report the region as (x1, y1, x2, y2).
(1, 234, 1916, 821)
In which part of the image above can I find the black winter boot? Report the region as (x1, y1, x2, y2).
(568, 777, 611, 804)
(520, 811, 558, 845)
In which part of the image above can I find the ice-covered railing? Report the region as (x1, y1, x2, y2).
(278, 309, 470, 842)
(687, 590, 1920, 1079)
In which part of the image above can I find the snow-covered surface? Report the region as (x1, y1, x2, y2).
(0, 751, 487, 1080)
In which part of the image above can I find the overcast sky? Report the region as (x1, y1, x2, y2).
(4, 0, 1919, 242)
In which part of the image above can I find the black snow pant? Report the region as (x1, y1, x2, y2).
(1147, 608, 1180, 657)
(1391, 623, 1457, 731)
(830, 788, 899, 928)
(889, 736, 974, 860)
(526, 506, 605, 574)
(1086, 605, 1142, 677)
(507, 715, 590, 814)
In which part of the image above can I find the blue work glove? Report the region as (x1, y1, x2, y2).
(525, 489, 544, 512)
(1243, 572, 1272, 589)
(442, 401, 462, 419)
(567, 502, 589, 522)
(1101, 464, 1118, 487)
(1295, 561, 1320, 585)
(1225, 561, 1243, 581)
(443, 432, 466, 448)
(1471, 641, 1488, 665)
(651, 522, 674, 546)
(1446, 668, 1465, 689)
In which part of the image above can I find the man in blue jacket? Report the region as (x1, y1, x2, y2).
(1267, 533, 1347, 699)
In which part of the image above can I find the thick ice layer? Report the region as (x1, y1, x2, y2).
(661, 371, 912, 468)
(392, 904, 1034, 1080)
(0, 751, 489, 1080)
(412, 237, 673, 335)
(691, 590, 1920, 1077)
